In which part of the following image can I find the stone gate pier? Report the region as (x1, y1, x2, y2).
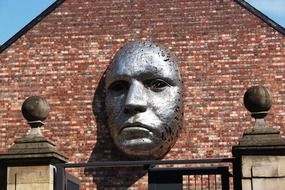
(0, 96, 68, 190)
(233, 86, 285, 190)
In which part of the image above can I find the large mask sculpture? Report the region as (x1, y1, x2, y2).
(105, 40, 183, 159)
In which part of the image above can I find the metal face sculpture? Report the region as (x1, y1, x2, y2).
(105, 41, 183, 159)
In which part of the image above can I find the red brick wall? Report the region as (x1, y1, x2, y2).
(0, 0, 284, 189)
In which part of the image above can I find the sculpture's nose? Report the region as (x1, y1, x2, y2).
(124, 80, 147, 114)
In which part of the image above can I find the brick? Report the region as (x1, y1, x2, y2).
(0, 0, 284, 189)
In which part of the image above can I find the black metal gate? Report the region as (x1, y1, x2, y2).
(65, 173, 81, 190)
(55, 158, 234, 190)
(148, 167, 230, 190)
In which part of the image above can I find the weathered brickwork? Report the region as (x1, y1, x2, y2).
(0, 0, 284, 189)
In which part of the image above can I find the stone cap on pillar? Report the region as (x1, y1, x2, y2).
(233, 86, 285, 156)
(0, 96, 67, 166)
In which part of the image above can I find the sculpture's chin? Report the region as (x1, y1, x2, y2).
(109, 112, 184, 160)
(115, 137, 166, 159)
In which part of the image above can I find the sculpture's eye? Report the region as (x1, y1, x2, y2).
(109, 81, 129, 94)
(145, 79, 170, 92)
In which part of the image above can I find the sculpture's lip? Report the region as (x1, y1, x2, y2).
(120, 122, 152, 133)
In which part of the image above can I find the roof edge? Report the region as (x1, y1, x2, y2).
(235, 0, 285, 36)
(0, 0, 65, 54)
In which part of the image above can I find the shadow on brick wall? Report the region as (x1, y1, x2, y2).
(84, 72, 147, 189)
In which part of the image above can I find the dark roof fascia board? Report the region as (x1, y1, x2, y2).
(0, 0, 65, 54)
(235, 0, 285, 36)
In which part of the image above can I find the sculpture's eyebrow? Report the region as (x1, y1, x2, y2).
(136, 72, 177, 86)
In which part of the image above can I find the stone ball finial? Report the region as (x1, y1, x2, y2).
(21, 96, 50, 122)
(243, 86, 272, 118)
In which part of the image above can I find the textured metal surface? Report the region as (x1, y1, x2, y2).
(105, 40, 183, 159)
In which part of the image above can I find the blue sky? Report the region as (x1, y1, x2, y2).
(0, 0, 55, 45)
(247, 0, 285, 27)
(0, 0, 284, 45)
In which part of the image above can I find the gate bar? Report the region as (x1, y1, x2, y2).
(56, 157, 235, 169)
(55, 165, 65, 190)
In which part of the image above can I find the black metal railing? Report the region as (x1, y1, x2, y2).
(55, 157, 235, 190)
(149, 166, 231, 190)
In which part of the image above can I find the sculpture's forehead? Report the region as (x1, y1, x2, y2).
(107, 49, 180, 82)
